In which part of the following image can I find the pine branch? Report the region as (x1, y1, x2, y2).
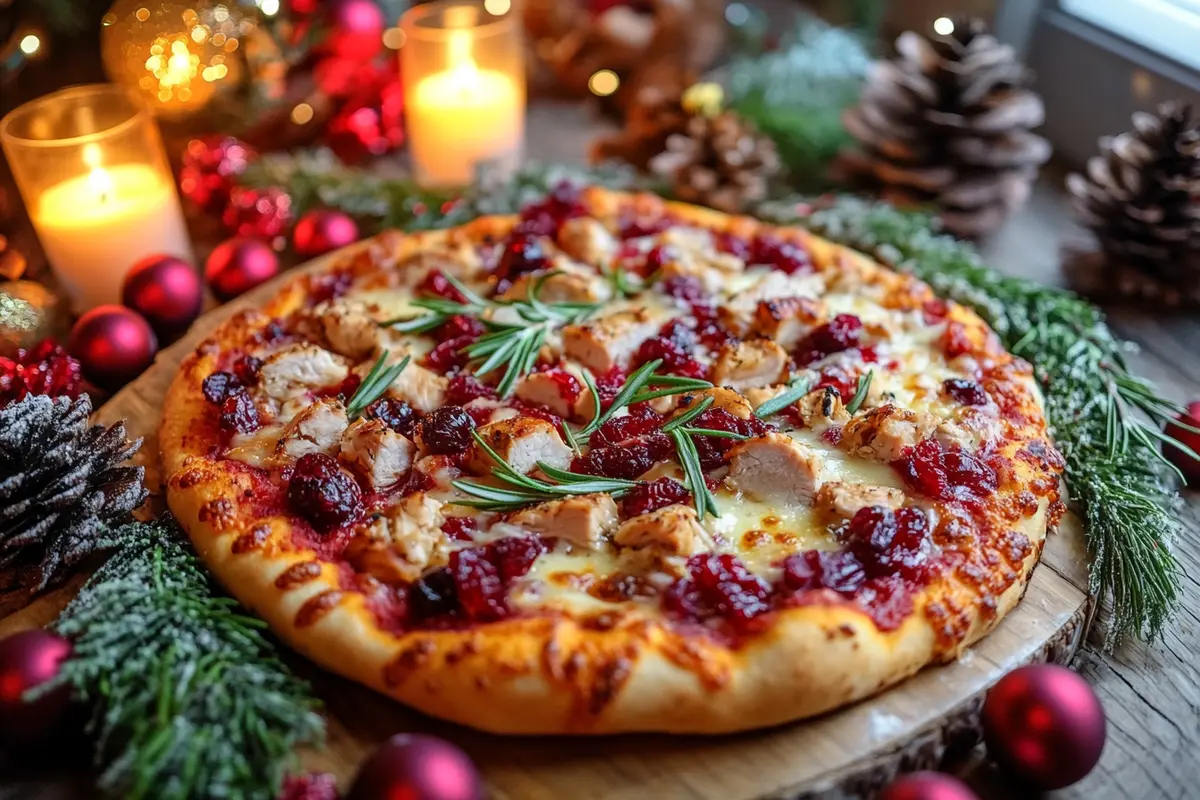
(49, 520, 324, 800)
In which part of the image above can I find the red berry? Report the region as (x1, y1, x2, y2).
(1164, 400, 1200, 485)
(593, 366, 628, 404)
(634, 336, 706, 379)
(940, 321, 974, 359)
(494, 232, 549, 287)
(895, 439, 997, 504)
(418, 270, 468, 302)
(663, 553, 772, 632)
(418, 406, 475, 454)
(202, 371, 242, 404)
(622, 477, 691, 517)
(233, 355, 264, 386)
(814, 365, 859, 401)
(781, 549, 866, 593)
(436, 314, 486, 340)
(487, 535, 547, 582)
(363, 397, 418, 437)
(573, 432, 673, 479)
(287, 453, 364, 532)
(516, 182, 587, 237)
(422, 335, 474, 374)
(219, 391, 260, 434)
(715, 231, 751, 260)
(843, 506, 932, 582)
(943, 378, 989, 406)
(750, 233, 812, 274)
(795, 314, 863, 365)
(691, 304, 736, 350)
(446, 374, 497, 406)
(588, 404, 661, 448)
(450, 548, 507, 621)
(441, 517, 479, 541)
(408, 567, 458, 620)
(617, 209, 673, 238)
(922, 298, 949, 324)
(659, 276, 710, 305)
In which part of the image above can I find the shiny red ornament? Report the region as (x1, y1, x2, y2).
(68, 306, 158, 391)
(347, 733, 482, 800)
(222, 186, 294, 241)
(324, 0, 386, 62)
(179, 136, 255, 214)
(877, 772, 979, 800)
(293, 210, 360, 259)
(279, 772, 341, 800)
(1163, 400, 1200, 485)
(205, 238, 281, 301)
(327, 77, 405, 165)
(0, 339, 83, 407)
(982, 664, 1106, 790)
(121, 255, 204, 340)
(0, 630, 74, 748)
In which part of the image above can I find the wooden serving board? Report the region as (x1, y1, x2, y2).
(0, 249, 1092, 800)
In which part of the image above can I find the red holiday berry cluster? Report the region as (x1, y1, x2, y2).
(0, 340, 83, 407)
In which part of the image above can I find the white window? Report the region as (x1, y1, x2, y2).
(1060, 0, 1200, 71)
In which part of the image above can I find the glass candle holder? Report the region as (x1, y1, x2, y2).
(1, 84, 193, 313)
(401, 1, 526, 188)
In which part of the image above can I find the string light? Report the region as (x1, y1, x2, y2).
(383, 27, 406, 49)
(290, 102, 314, 125)
(588, 69, 619, 97)
(258, 0, 280, 15)
(483, 0, 511, 14)
(933, 17, 954, 35)
(19, 34, 41, 55)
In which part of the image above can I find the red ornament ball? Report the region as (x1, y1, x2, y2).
(1163, 400, 1200, 485)
(68, 306, 158, 391)
(0, 339, 83, 407)
(982, 664, 1106, 790)
(877, 772, 979, 800)
(222, 186, 293, 242)
(327, 76, 405, 164)
(179, 136, 254, 214)
(293, 210, 360, 259)
(205, 238, 280, 301)
(325, 0, 385, 62)
(121, 255, 203, 340)
(347, 734, 482, 800)
(0, 630, 74, 748)
(278, 772, 341, 800)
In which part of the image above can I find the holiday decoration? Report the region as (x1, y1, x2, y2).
(839, 17, 1051, 238)
(121, 255, 205, 340)
(52, 520, 324, 799)
(206, 237, 281, 300)
(323, 0, 386, 63)
(0, 339, 84, 408)
(68, 306, 159, 391)
(1065, 102, 1200, 307)
(981, 664, 1106, 790)
(223, 186, 295, 242)
(0, 280, 69, 358)
(648, 85, 781, 213)
(180, 136, 256, 215)
(294, 210, 361, 258)
(326, 72, 406, 165)
(877, 771, 979, 800)
(0, 629, 74, 748)
(591, 84, 691, 170)
(1164, 401, 1200, 485)
(100, 0, 248, 118)
(0, 394, 145, 591)
(280, 773, 342, 800)
(348, 734, 482, 800)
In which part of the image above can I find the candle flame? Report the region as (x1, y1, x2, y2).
(88, 166, 115, 206)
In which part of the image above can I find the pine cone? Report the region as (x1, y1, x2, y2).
(1065, 102, 1200, 307)
(0, 394, 146, 591)
(649, 110, 781, 213)
(591, 85, 692, 170)
(840, 16, 1051, 238)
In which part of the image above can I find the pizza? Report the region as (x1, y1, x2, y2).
(162, 186, 1064, 734)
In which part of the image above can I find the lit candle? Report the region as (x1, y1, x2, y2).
(402, 2, 525, 187)
(1, 85, 194, 313)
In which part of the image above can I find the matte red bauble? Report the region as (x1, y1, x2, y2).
(293, 210, 360, 259)
(347, 734, 482, 800)
(325, 0, 385, 62)
(121, 255, 204, 339)
(1164, 400, 1200, 485)
(0, 630, 74, 748)
(205, 238, 281, 301)
(877, 771, 979, 800)
(69, 306, 158, 391)
(982, 664, 1106, 790)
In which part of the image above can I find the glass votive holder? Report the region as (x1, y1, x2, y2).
(0, 84, 193, 312)
(401, 1, 526, 188)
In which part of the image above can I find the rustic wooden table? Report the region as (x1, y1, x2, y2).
(1, 98, 1197, 800)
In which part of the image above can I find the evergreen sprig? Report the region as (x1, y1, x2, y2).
(758, 195, 1188, 643)
(49, 520, 324, 800)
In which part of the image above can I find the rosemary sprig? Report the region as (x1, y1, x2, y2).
(845, 369, 874, 414)
(49, 521, 324, 800)
(754, 376, 812, 420)
(576, 359, 713, 435)
(346, 351, 410, 418)
(670, 429, 722, 520)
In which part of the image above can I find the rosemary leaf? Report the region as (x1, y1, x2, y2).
(661, 396, 714, 433)
(845, 369, 874, 414)
(753, 377, 812, 420)
(670, 429, 720, 520)
(346, 352, 409, 418)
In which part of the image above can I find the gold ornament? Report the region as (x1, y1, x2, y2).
(100, 0, 251, 118)
(0, 281, 68, 358)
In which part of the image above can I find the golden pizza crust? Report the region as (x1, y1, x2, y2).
(162, 188, 1058, 734)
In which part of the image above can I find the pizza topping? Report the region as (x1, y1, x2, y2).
(510, 493, 619, 549)
(415, 405, 475, 455)
(465, 416, 573, 476)
(562, 309, 663, 374)
(794, 387, 851, 431)
(780, 549, 866, 593)
(515, 181, 587, 237)
(493, 233, 550, 291)
(573, 432, 673, 480)
(362, 396, 418, 437)
(202, 371, 242, 404)
(676, 387, 754, 421)
(339, 418, 416, 489)
(633, 320, 707, 380)
(942, 378, 989, 406)
(663, 553, 772, 632)
(316, 299, 379, 359)
(841, 404, 939, 463)
(287, 452, 364, 533)
(615, 504, 711, 557)
(843, 505, 933, 582)
(556, 216, 618, 266)
(894, 438, 997, 504)
(621, 477, 692, 517)
(711, 340, 788, 391)
(347, 494, 448, 582)
(383, 360, 447, 412)
(418, 269, 470, 302)
(727, 432, 825, 504)
(750, 296, 827, 350)
(747, 232, 812, 275)
(795, 314, 864, 366)
(220, 391, 261, 435)
(233, 354, 264, 386)
(422, 335, 474, 375)
(816, 482, 905, 519)
(516, 369, 582, 418)
(260, 344, 350, 402)
(276, 398, 350, 461)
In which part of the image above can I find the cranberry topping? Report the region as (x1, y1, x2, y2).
(750, 233, 812, 275)
(287, 452, 364, 533)
(418, 270, 469, 302)
(795, 314, 864, 365)
(843, 506, 933, 582)
(638, 244, 675, 277)
(257, 320, 287, 343)
(894, 439, 998, 504)
(715, 231, 751, 260)
(363, 396, 418, 437)
(781, 550, 867, 593)
(310, 271, 353, 304)
(417, 406, 475, 454)
(922, 298, 949, 324)
(442, 517, 478, 541)
(659, 275, 710, 305)
(622, 477, 691, 517)
(691, 303, 736, 350)
(594, 366, 628, 404)
(446, 374, 497, 405)
(663, 553, 772, 632)
(617, 210, 673, 239)
(814, 365, 859, 401)
(408, 567, 458, 620)
(572, 431, 673, 479)
(422, 335, 474, 374)
(316, 373, 361, 401)
(450, 549, 506, 621)
(233, 355, 263, 386)
(202, 371, 241, 404)
(940, 321, 974, 359)
(516, 182, 587, 237)
(634, 335, 706, 380)
(408, 536, 547, 624)
(493, 232, 550, 288)
(687, 408, 768, 470)
(436, 314, 487, 340)
(540, 367, 582, 406)
(219, 392, 260, 434)
(856, 576, 915, 631)
(488, 535, 548, 582)
(943, 378, 989, 406)
(588, 404, 661, 448)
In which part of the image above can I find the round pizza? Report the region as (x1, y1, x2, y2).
(162, 186, 1064, 734)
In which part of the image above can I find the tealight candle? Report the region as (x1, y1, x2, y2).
(402, 2, 525, 187)
(1, 85, 193, 312)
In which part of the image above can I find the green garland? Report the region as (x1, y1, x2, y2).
(50, 520, 324, 800)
